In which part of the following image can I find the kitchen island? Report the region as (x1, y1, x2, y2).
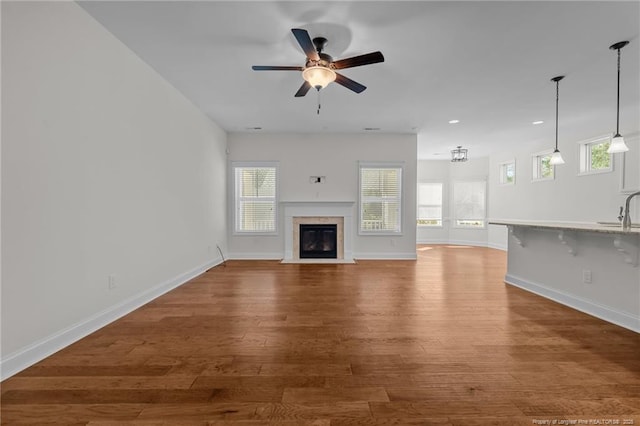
(489, 220, 640, 332)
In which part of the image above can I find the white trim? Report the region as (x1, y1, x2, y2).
(358, 162, 404, 235)
(488, 241, 508, 251)
(531, 149, 555, 182)
(619, 132, 640, 194)
(0, 257, 224, 380)
(231, 161, 279, 236)
(354, 252, 417, 260)
(416, 238, 451, 245)
(227, 252, 283, 260)
(417, 181, 444, 227)
(282, 201, 355, 262)
(416, 238, 507, 251)
(451, 179, 487, 229)
(577, 134, 613, 176)
(498, 159, 516, 185)
(505, 274, 639, 333)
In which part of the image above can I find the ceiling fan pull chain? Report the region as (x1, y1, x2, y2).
(317, 88, 321, 115)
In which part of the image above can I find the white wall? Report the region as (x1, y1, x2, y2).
(505, 228, 640, 333)
(488, 133, 640, 249)
(227, 133, 417, 259)
(417, 157, 490, 247)
(1, 2, 228, 378)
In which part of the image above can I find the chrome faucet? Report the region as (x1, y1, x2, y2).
(622, 190, 640, 231)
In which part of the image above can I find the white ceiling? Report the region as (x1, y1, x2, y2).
(78, 1, 640, 159)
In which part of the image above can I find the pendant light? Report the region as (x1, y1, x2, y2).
(607, 41, 630, 153)
(549, 76, 565, 165)
(451, 146, 468, 162)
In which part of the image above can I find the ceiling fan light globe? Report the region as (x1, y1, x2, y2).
(549, 149, 565, 165)
(302, 66, 336, 89)
(607, 134, 629, 153)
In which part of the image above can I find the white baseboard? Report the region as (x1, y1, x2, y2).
(416, 238, 450, 245)
(354, 252, 417, 260)
(447, 239, 489, 247)
(229, 252, 418, 260)
(227, 252, 283, 260)
(417, 238, 505, 250)
(487, 242, 508, 251)
(505, 273, 640, 333)
(0, 257, 223, 381)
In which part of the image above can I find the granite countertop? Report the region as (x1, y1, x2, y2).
(489, 220, 640, 235)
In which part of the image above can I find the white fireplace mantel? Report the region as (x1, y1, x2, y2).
(282, 201, 355, 262)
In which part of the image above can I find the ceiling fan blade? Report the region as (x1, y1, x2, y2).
(294, 81, 312, 97)
(291, 28, 320, 61)
(252, 65, 304, 71)
(334, 73, 366, 93)
(332, 51, 385, 70)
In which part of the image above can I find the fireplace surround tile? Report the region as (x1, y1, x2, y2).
(282, 201, 355, 263)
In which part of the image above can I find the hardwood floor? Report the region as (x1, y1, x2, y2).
(2, 245, 640, 425)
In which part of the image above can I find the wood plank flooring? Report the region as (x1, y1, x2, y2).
(2, 245, 640, 425)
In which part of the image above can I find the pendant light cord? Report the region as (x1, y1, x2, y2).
(555, 79, 559, 151)
(616, 47, 621, 135)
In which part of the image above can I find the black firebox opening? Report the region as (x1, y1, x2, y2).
(299, 224, 337, 259)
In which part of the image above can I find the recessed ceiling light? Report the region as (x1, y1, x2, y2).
(448, 120, 460, 124)
(532, 121, 544, 125)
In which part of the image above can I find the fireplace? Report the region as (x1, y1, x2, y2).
(299, 224, 337, 259)
(282, 201, 355, 263)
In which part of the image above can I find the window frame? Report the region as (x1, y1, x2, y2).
(451, 179, 487, 229)
(578, 135, 613, 176)
(358, 161, 404, 236)
(531, 149, 555, 182)
(232, 161, 279, 236)
(417, 181, 444, 228)
(498, 159, 516, 185)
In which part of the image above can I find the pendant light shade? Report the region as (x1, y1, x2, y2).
(549, 76, 565, 165)
(609, 134, 629, 153)
(302, 65, 336, 90)
(607, 41, 630, 154)
(549, 149, 565, 165)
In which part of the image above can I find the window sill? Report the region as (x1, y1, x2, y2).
(578, 168, 613, 177)
(531, 177, 554, 183)
(233, 231, 279, 237)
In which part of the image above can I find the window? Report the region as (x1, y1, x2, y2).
(417, 182, 443, 226)
(532, 150, 554, 181)
(359, 164, 402, 234)
(499, 160, 516, 185)
(452, 180, 486, 228)
(579, 136, 612, 175)
(233, 163, 277, 233)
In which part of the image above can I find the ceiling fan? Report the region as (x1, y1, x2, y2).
(252, 28, 384, 97)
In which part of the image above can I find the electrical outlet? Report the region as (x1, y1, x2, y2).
(582, 270, 592, 284)
(108, 275, 117, 290)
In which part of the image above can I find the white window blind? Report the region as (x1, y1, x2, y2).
(417, 182, 443, 226)
(234, 166, 277, 233)
(360, 166, 402, 233)
(452, 180, 486, 228)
